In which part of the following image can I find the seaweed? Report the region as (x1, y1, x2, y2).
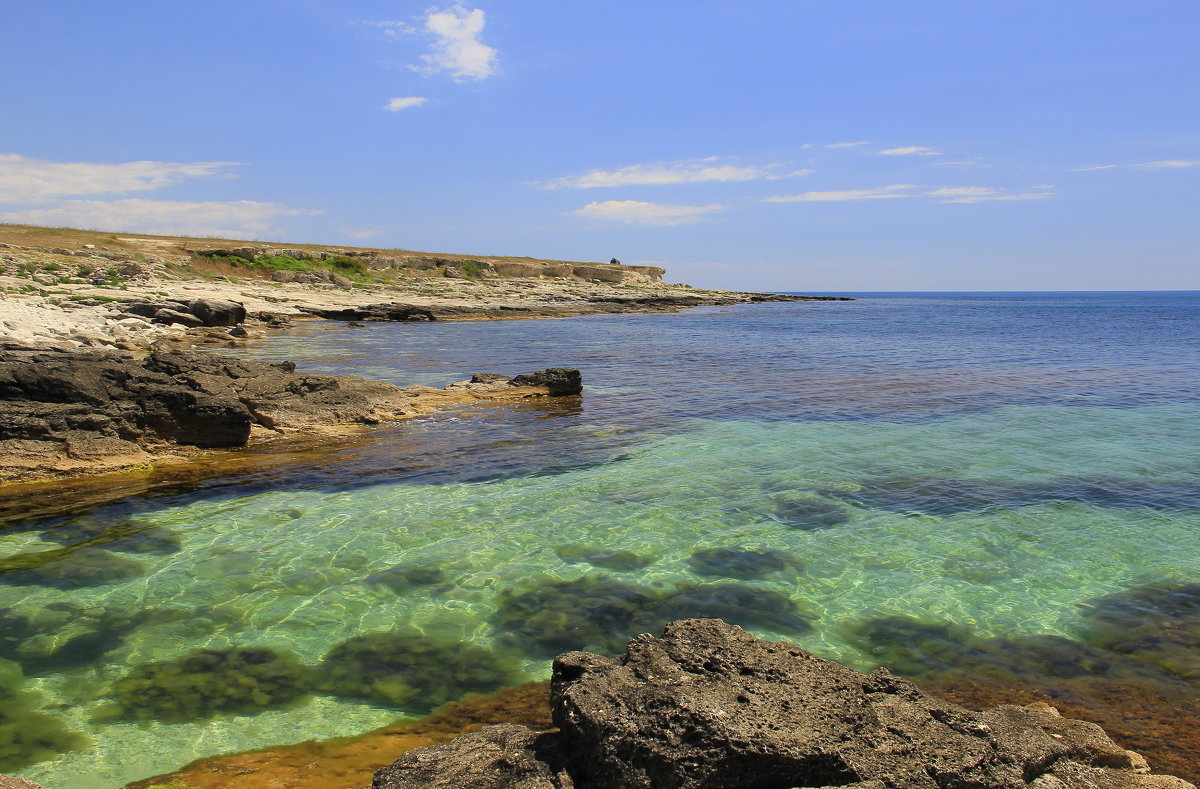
(771, 492, 851, 530)
(660, 582, 815, 635)
(491, 575, 665, 658)
(492, 574, 815, 658)
(315, 628, 524, 712)
(687, 547, 800, 579)
(367, 561, 447, 594)
(96, 647, 312, 723)
(554, 544, 655, 572)
(0, 601, 143, 674)
(0, 546, 148, 589)
(0, 658, 87, 771)
(41, 518, 182, 555)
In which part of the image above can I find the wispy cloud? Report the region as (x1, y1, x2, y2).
(1074, 159, 1198, 172)
(765, 184, 916, 202)
(824, 141, 870, 149)
(0, 154, 237, 204)
(927, 186, 1052, 204)
(547, 158, 807, 189)
(415, 5, 498, 81)
(1138, 159, 1199, 169)
(573, 200, 724, 225)
(878, 146, 939, 156)
(384, 96, 427, 111)
(0, 199, 320, 237)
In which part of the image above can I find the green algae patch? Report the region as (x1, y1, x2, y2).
(0, 658, 87, 772)
(554, 543, 655, 571)
(95, 647, 312, 723)
(366, 562, 447, 594)
(0, 601, 145, 675)
(769, 491, 851, 530)
(492, 574, 816, 658)
(687, 547, 801, 579)
(315, 628, 525, 713)
(0, 546, 148, 589)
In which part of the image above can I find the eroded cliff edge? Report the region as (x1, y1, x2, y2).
(373, 619, 1192, 789)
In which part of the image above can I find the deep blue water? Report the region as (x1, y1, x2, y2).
(4, 291, 1199, 787)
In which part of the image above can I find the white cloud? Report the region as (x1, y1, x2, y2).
(824, 141, 870, 149)
(416, 5, 498, 81)
(547, 159, 805, 189)
(1032, 184, 1054, 189)
(878, 146, 939, 156)
(1138, 159, 1199, 169)
(0, 199, 320, 238)
(384, 96, 428, 111)
(1074, 160, 1198, 172)
(932, 188, 1052, 204)
(573, 200, 724, 225)
(343, 228, 382, 240)
(765, 185, 916, 202)
(0, 154, 237, 204)
(926, 186, 997, 198)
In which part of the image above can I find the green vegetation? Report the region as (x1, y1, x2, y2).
(492, 575, 816, 658)
(0, 546, 148, 589)
(315, 627, 524, 712)
(0, 659, 88, 771)
(204, 253, 373, 283)
(96, 647, 312, 723)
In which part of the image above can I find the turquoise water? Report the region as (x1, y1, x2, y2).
(3, 292, 1199, 787)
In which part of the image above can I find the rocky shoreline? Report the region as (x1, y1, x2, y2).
(0, 347, 581, 483)
(0, 225, 847, 354)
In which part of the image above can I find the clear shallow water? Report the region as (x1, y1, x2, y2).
(3, 292, 1200, 787)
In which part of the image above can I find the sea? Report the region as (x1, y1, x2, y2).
(3, 291, 1199, 787)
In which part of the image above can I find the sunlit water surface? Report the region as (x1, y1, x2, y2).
(4, 292, 1199, 787)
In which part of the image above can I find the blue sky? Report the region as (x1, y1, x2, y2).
(1, 1, 1196, 290)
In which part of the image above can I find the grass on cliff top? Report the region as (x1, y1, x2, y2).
(0, 223, 634, 271)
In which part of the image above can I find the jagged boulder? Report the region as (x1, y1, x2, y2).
(371, 620, 1193, 789)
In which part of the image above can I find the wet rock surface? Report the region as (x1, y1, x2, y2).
(371, 619, 1193, 789)
(0, 348, 581, 481)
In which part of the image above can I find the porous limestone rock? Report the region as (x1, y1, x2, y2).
(370, 619, 1194, 789)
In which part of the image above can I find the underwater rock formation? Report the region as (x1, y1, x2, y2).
(96, 646, 311, 723)
(372, 619, 1193, 789)
(315, 628, 525, 713)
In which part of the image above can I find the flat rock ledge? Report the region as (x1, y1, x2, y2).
(0, 348, 581, 482)
(371, 619, 1193, 789)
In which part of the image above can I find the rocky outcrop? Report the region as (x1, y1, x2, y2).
(123, 297, 247, 327)
(371, 620, 1192, 789)
(0, 349, 581, 481)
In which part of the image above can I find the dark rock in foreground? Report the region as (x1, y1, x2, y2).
(372, 619, 1192, 789)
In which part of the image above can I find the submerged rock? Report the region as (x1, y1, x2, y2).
(686, 546, 800, 579)
(371, 619, 1193, 788)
